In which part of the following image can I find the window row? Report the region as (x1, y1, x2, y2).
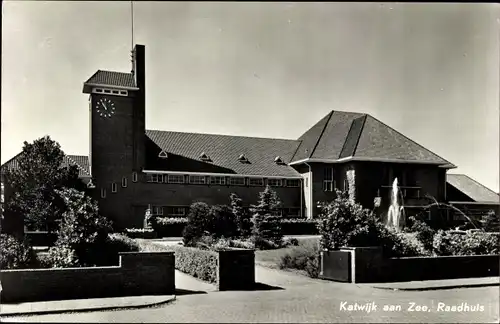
(146, 173, 301, 187)
(92, 88, 128, 96)
(99, 172, 139, 198)
(147, 206, 300, 218)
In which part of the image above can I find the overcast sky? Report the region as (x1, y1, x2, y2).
(2, 2, 499, 192)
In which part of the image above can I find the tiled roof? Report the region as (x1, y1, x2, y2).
(447, 174, 500, 203)
(146, 130, 301, 177)
(1, 154, 91, 178)
(292, 110, 453, 166)
(84, 70, 136, 88)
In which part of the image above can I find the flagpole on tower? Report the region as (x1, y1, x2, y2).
(131, 0, 134, 51)
(130, 0, 135, 75)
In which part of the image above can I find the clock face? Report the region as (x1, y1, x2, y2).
(95, 98, 116, 118)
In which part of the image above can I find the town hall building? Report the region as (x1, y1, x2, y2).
(2, 45, 498, 230)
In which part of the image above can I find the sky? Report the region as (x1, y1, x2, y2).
(1, 2, 499, 192)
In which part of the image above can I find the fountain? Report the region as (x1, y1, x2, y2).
(386, 177, 405, 231)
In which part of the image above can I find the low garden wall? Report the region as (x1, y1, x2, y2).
(137, 241, 255, 291)
(0, 252, 175, 303)
(320, 247, 500, 283)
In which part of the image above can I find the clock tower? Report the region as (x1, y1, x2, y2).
(82, 44, 146, 228)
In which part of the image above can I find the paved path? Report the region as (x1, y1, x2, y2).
(4, 265, 499, 323)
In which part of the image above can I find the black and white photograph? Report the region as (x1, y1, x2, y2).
(1, 1, 499, 323)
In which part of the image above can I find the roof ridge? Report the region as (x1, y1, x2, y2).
(350, 115, 367, 157)
(64, 155, 90, 176)
(339, 114, 367, 159)
(308, 110, 334, 159)
(366, 114, 454, 165)
(146, 129, 299, 142)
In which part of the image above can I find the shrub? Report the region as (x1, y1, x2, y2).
(433, 230, 499, 256)
(282, 237, 300, 247)
(317, 190, 378, 250)
(46, 188, 112, 267)
(88, 233, 140, 266)
(280, 218, 319, 235)
(228, 239, 255, 249)
(252, 235, 279, 250)
(317, 191, 425, 257)
(406, 216, 435, 252)
(0, 234, 37, 269)
(124, 228, 157, 239)
(47, 243, 79, 268)
(151, 217, 188, 238)
(230, 193, 251, 237)
(252, 213, 284, 247)
(168, 245, 218, 283)
(209, 205, 238, 239)
(183, 202, 211, 246)
(480, 210, 500, 232)
(278, 240, 320, 278)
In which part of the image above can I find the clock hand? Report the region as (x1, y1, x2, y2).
(102, 103, 108, 110)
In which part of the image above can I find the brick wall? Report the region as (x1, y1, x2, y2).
(321, 247, 500, 283)
(0, 252, 175, 303)
(216, 249, 255, 291)
(104, 174, 303, 229)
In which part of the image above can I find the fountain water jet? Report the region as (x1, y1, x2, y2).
(386, 178, 405, 231)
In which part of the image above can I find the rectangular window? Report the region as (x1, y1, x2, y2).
(229, 177, 245, 186)
(249, 178, 264, 186)
(104, 89, 111, 93)
(132, 172, 138, 183)
(285, 207, 300, 217)
(323, 167, 334, 192)
(286, 179, 300, 187)
(168, 174, 185, 184)
(111, 183, 117, 193)
(210, 176, 225, 185)
(150, 174, 160, 183)
(121, 177, 128, 188)
(152, 206, 163, 216)
(189, 175, 206, 184)
(268, 179, 282, 187)
(101, 188, 106, 198)
(166, 206, 186, 216)
(344, 179, 348, 191)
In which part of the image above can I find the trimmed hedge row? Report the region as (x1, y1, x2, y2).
(151, 217, 319, 238)
(280, 219, 319, 235)
(124, 228, 157, 239)
(136, 239, 218, 283)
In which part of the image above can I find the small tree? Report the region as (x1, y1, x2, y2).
(210, 205, 238, 239)
(317, 189, 378, 250)
(251, 186, 283, 247)
(5, 136, 86, 233)
(480, 210, 499, 232)
(47, 188, 111, 267)
(182, 202, 211, 246)
(230, 193, 251, 237)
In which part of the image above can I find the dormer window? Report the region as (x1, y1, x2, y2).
(274, 156, 285, 165)
(158, 150, 168, 159)
(199, 152, 211, 162)
(238, 154, 249, 163)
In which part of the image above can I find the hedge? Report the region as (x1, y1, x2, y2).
(124, 228, 157, 239)
(151, 217, 188, 238)
(280, 219, 319, 235)
(137, 239, 218, 283)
